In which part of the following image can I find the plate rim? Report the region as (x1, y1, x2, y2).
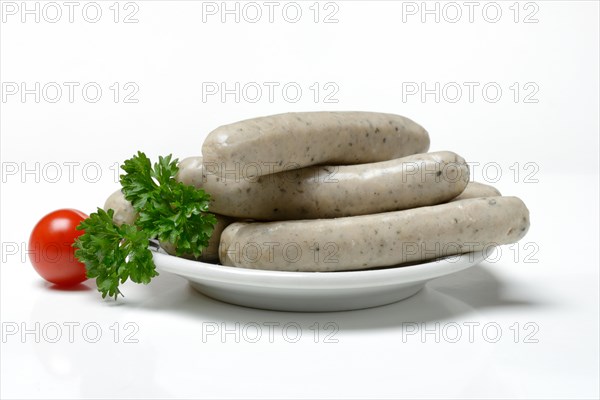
(152, 249, 488, 290)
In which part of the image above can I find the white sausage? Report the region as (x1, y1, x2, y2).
(219, 196, 530, 272)
(177, 151, 469, 220)
(103, 189, 137, 226)
(202, 111, 430, 177)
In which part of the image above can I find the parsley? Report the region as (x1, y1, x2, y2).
(74, 209, 156, 299)
(74, 152, 215, 299)
(121, 152, 216, 258)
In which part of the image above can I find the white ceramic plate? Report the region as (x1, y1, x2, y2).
(151, 248, 488, 312)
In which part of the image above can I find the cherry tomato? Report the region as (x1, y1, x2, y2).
(29, 209, 89, 286)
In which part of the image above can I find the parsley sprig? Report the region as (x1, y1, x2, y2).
(74, 209, 156, 299)
(121, 152, 216, 258)
(74, 152, 215, 299)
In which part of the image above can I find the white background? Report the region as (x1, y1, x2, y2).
(1, 1, 599, 398)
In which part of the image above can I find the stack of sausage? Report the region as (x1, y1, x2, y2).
(105, 112, 530, 272)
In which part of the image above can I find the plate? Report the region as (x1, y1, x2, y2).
(151, 249, 488, 312)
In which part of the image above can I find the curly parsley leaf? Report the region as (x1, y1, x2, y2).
(120, 151, 157, 211)
(121, 153, 216, 258)
(73, 208, 157, 300)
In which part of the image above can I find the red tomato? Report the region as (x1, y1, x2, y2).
(29, 209, 89, 286)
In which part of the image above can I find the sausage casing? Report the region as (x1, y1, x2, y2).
(219, 196, 530, 271)
(202, 111, 430, 177)
(177, 151, 469, 220)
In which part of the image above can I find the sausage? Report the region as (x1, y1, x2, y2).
(219, 196, 530, 272)
(451, 182, 501, 202)
(202, 112, 430, 177)
(159, 215, 234, 263)
(177, 151, 469, 220)
(103, 189, 231, 262)
(103, 189, 137, 226)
